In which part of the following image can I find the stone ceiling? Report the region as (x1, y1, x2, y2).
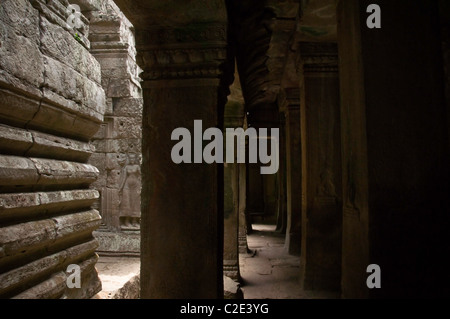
(112, 0, 337, 125)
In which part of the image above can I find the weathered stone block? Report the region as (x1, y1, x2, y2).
(0, 248, 66, 296)
(29, 131, 95, 162)
(90, 171, 106, 189)
(0, 219, 56, 257)
(88, 152, 107, 173)
(71, 0, 104, 12)
(112, 273, 140, 299)
(12, 271, 66, 299)
(0, 239, 100, 299)
(112, 117, 142, 139)
(72, 115, 104, 140)
(0, 21, 44, 88)
(92, 123, 107, 140)
(31, 158, 99, 186)
(0, 88, 42, 128)
(76, 73, 106, 115)
(0, 155, 39, 187)
(94, 231, 140, 256)
(101, 138, 141, 153)
(106, 78, 136, 98)
(112, 97, 143, 117)
(26, 98, 103, 142)
(53, 210, 101, 239)
(30, 99, 77, 133)
(0, 0, 40, 43)
(100, 188, 121, 229)
(92, 139, 107, 153)
(0, 124, 33, 156)
(107, 169, 123, 189)
(39, 189, 99, 210)
(40, 16, 101, 85)
(97, 56, 129, 72)
(43, 56, 106, 116)
(106, 153, 127, 171)
(0, 190, 99, 222)
(224, 276, 244, 299)
(62, 254, 102, 299)
(0, 193, 40, 213)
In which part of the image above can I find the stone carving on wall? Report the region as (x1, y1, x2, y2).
(119, 153, 141, 229)
(88, 0, 143, 256)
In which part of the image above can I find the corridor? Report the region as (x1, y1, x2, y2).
(240, 225, 339, 299)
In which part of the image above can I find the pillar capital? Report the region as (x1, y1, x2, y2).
(278, 87, 300, 113)
(136, 23, 228, 82)
(298, 42, 338, 73)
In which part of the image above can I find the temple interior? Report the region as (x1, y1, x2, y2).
(0, 0, 450, 299)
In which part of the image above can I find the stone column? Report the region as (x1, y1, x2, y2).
(299, 42, 342, 291)
(238, 161, 249, 253)
(112, 0, 231, 299)
(276, 111, 287, 234)
(283, 88, 302, 256)
(137, 26, 228, 298)
(223, 103, 245, 281)
(338, 0, 450, 298)
(247, 162, 265, 220)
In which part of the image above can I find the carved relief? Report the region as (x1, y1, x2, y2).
(119, 153, 142, 229)
(135, 23, 228, 81)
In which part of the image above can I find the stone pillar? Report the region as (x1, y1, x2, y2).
(136, 27, 228, 298)
(275, 112, 287, 234)
(247, 162, 265, 219)
(112, 0, 231, 299)
(244, 161, 254, 235)
(262, 171, 279, 224)
(440, 1, 450, 146)
(283, 88, 302, 255)
(88, 1, 143, 256)
(238, 161, 249, 253)
(338, 0, 450, 298)
(223, 103, 245, 281)
(299, 42, 342, 291)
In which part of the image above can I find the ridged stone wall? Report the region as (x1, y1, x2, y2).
(0, 0, 105, 298)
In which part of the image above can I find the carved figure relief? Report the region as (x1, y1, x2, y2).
(119, 153, 142, 229)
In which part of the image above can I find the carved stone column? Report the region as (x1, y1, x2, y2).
(283, 88, 302, 255)
(139, 30, 228, 298)
(114, 0, 230, 300)
(299, 42, 343, 291)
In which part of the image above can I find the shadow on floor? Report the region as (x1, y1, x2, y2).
(240, 224, 340, 299)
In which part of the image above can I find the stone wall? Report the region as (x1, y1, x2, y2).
(0, 0, 106, 298)
(87, 0, 142, 256)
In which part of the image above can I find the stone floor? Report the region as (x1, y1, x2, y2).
(240, 224, 340, 299)
(93, 224, 339, 299)
(94, 256, 140, 299)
